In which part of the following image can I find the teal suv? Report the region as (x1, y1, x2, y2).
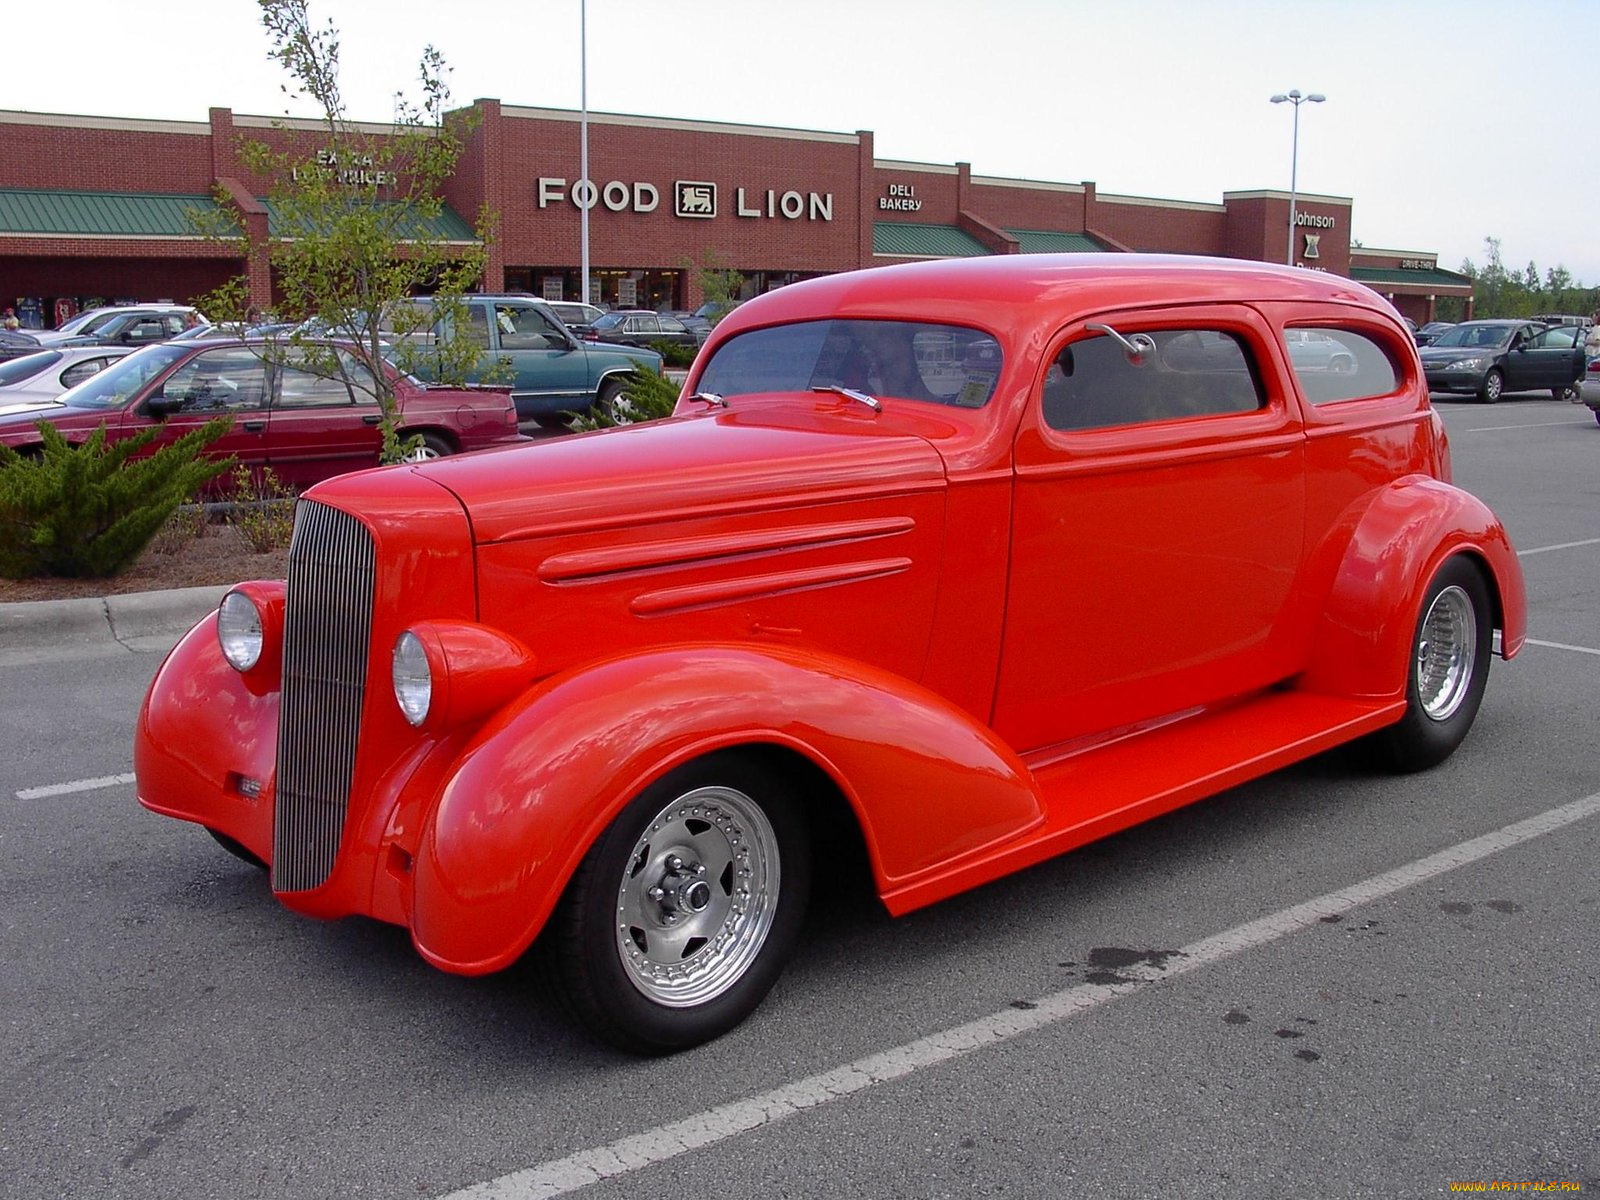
(389, 295, 662, 422)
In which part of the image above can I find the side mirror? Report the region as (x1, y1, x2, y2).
(145, 393, 186, 418)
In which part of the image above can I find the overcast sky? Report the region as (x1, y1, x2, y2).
(6, 0, 1595, 283)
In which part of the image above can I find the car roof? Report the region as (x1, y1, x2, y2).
(719, 253, 1403, 338)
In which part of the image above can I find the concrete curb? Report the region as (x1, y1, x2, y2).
(0, 584, 229, 660)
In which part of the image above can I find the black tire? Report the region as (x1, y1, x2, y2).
(549, 751, 811, 1054)
(1366, 556, 1492, 773)
(207, 827, 267, 870)
(1479, 369, 1503, 403)
(594, 377, 629, 423)
(401, 431, 454, 461)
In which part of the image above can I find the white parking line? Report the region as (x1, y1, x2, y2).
(1457, 420, 1592, 433)
(14, 772, 135, 800)
(1517, 536, 1600, 557)
(1526, 638, 1600, 657)
(434, 790, 1600, 1200)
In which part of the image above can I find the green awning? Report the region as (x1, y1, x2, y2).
(873, 222, 990, 258)
(0, 188, 477, 243)
(0, 188, 227, 237)
(1008, 229, 1111, 253)
(1350, 265, 1473, 290)
(264, 198, 477, 241)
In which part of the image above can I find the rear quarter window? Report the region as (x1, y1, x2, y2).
(1284, 328, 1400, 404)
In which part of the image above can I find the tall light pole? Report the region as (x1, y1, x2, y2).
(580, 0, 590, 306)
(1269, 89, 1324, 266)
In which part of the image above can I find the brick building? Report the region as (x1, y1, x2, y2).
(0, 102, 1472, 330)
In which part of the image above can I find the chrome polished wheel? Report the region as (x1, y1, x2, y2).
(1415, 584, 1477, 722)
(615, 785, 781, 1007)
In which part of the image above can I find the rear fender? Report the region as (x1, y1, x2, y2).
(409, 644, 1043, 973)
(1302, 476, 1526, 698)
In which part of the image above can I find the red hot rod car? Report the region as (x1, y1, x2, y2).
(135, 255, 1526, 1053)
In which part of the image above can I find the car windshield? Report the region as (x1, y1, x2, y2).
(53, 309, 114, 335)
(696, 319, 1004, 408)
(60, 344, 188, 409)
(0, 350, 63, 386)
(592, 313, 626, 330)
(1431, 324, 1514, 349)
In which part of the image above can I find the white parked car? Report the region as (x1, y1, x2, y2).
(0, 346, 135, 406)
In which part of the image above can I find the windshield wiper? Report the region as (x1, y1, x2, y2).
(811, 384, 881, 412)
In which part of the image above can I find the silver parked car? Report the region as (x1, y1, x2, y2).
(0, 345, 135, 405)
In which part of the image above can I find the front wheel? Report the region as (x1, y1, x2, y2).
(550, 751, 811, 1053)
(1366, 557, 1492, 773)
(1479, 369, 1503, 403)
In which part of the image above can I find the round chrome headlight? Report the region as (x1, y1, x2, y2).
(217, 590, 264, 671)
(392, 630, 433, 727)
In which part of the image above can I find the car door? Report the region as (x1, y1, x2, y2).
(994, 305, 1306, 754)
(136, 344, 270, 475)
(482, 300, 589, 411)
(1521, 325, 1584, 387)
(264, 348, 385, 488)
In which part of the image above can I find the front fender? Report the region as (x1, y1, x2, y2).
(409, 644, 1044, 973)
(1302, 476, 1526, 699)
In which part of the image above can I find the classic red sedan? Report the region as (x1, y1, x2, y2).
(0, 337, 524, 485)
(135, 256, 1526, 1053)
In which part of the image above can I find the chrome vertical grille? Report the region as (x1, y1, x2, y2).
(272, 500, 376, 893)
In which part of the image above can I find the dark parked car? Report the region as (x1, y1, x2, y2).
(585, 309, 708, 350)
(382, 295, 660, 423)
(1417, 319, 1585, 402)
(0, 338, 524, 487)
(32, 305, 204, 349)
(1414, 321, 1455, 347)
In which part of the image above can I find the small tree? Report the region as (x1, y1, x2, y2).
(0, 419, 233, 579)
(686, 249, 746, 325)
(195, 0, 494, 462)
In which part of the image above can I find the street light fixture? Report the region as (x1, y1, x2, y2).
(1269, 89, 1325, 266)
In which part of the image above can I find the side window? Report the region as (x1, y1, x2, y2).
(463, 305, 492, 350)
(378, 300, 438, 351)
(1284, 327, 1400, 404)
(336, 349, 380, 407)
(1042, 328, 1264, 432)
(59, 357, 111, 388)
(125, 319, 169, 343)
(158, 348, 267, 411)
(1531, 326, 1577, 349)
(495, 304, 567, 349)
(278, 361, 354, 408)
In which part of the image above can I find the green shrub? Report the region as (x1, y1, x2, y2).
(223, 464, 298, 553)
(566, 366, 681, 432)
(648, 339, 697, 368)
(0, 418, 233, 579)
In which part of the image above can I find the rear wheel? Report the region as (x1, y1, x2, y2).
(401, 432, 453, 461)
(594, 377, 630, 424)
(550, 752, 810, 1054)
(1479, 369, 1503, 403)
(1366, 556, 1492, 773)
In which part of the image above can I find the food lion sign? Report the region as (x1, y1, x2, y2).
(537, 177, 833, 222)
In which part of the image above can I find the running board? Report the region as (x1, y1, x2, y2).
(881, 690, 1405, 916)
